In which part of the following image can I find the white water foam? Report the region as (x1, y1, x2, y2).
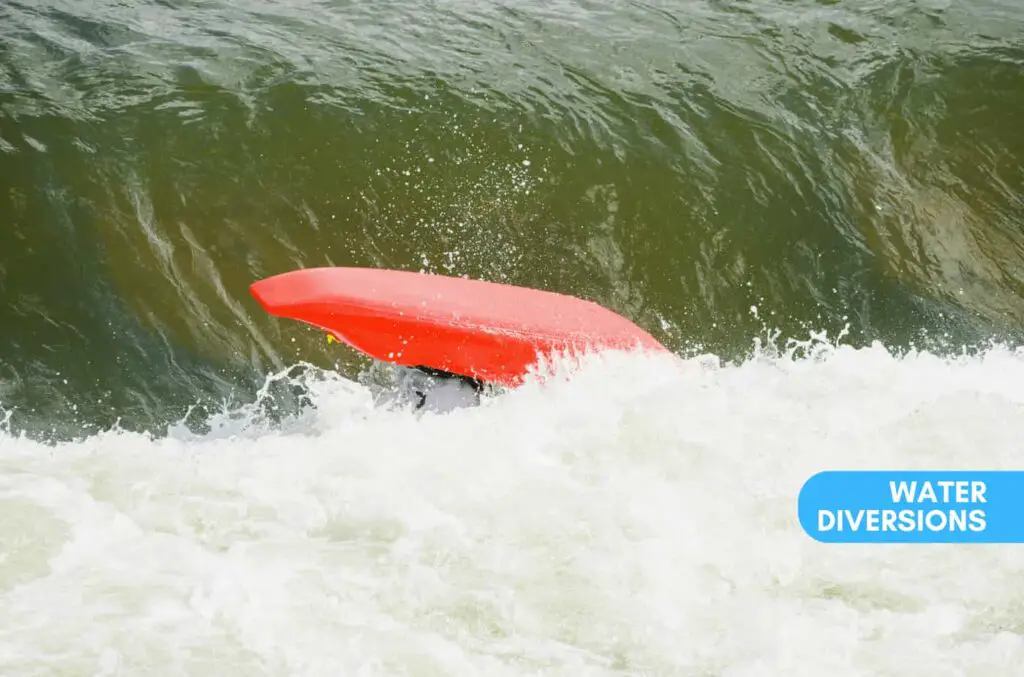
(2, 338, 1024, 676)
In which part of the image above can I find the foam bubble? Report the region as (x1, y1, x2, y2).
(2, 340, 1024, 675)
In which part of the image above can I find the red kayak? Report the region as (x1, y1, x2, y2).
(250, 266, 668, 386)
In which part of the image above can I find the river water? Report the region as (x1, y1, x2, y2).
(2, 0, 1023, 674)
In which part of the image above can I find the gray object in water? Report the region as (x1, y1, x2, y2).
(380, 365, 484, 413)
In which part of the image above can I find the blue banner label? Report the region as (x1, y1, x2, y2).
(798, 471, 1024, 543)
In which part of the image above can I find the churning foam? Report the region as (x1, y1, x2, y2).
(2, 339, 1024, 676)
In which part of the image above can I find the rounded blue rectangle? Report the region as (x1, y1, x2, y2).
(798, 471, 1024, 543)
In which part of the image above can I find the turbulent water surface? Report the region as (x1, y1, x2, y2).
(2, 0, 1024, 674)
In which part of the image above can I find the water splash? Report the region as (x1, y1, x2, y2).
(3, 341, 1024, 675)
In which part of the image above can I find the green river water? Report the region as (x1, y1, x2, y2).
(4, 3, 1024, 675)
(1, 0, 1022, 435)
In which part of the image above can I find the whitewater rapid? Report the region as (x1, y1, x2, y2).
(2, 339, 1024, 676)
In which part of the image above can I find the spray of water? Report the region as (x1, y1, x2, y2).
(2, 332, 1024, 675)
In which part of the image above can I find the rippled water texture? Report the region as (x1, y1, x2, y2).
(1, 0, 1024, 674)
(0, 0, 1021, 434)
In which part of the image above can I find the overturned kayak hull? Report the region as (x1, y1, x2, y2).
(249, 266, 668, 386)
